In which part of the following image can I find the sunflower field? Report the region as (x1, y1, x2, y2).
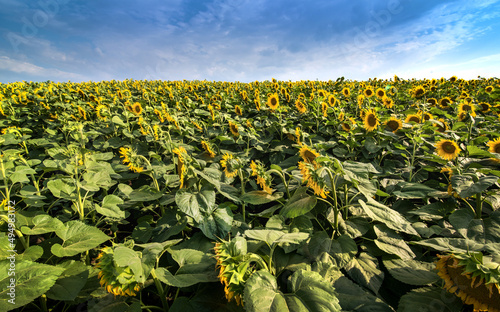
(0, 76, 500, 312)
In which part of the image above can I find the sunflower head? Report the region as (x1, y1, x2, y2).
(479, 102, 491, 113)
(405, 114, 421, 124)
(249, 160, 273, 194)
(435, 139, 461, 161)
(228, 121, 240, 137)
(487, 138, 500, 154)
(412, 86, 425, 98)
(201, 140, 216, 158)
(299, 145, 320, 167)
(295, 100, 307, 114)
(376, 88, 386, 99)
(485, 85, 495, 94)
(95, 246, 143, 297)
(428, 98, 438, 106)
(363, 110, 379, 132)
(382, 96, 394, 108)
(235, 105, 242, 116)
(220, 153, 240, 178)
(364, 87, 374, 98)
(385, 117, 402, 133)
(131, 102, 143, 115)
(435, 253, 500, 312)
(328, 95, 338, 106)
(342, 87, 350, 97)
(267, 93, 279, 111)
(298, 161, 329, 199)
(434, 118, 449, 133)
(439, 97, 453, 109)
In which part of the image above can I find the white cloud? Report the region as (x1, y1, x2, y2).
(0, 56, 86, 80)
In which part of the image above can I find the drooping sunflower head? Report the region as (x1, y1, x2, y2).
(95, 246, 143, 297)
(357, 94, 365, 107)
(321, 102, 328, 117)
(299, 145, 320, 167)
(173, 146, 189, 187)
(228, 121, 239, 137)
(363, 110, 379, 132)
(385, 117, 402, 133)
(435, 139, 461, 161)
(267, 93, 279, 110)
(295, 100, 307, 114)
(298, 161, 329, 199)
(77, 106, 87, 120)
(249, 160, 273, 194)
(487, 138, 500, 154)
(435, 253, 500, 312)
(220, 153, 239, 178)
(131, 102, 143, 116)
(235, 105, 242, 116)
(201, 140, 216, 158)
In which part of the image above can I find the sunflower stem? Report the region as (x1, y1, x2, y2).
(150, 268, 169, 311)
(238, 169, 246, 223)
(475, 193, 482, 219)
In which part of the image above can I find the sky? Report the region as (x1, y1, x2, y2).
(0, 0, 500, 83)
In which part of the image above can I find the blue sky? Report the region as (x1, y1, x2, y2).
(0, 0, 499, 83)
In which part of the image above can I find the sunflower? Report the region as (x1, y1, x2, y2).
(95, 246, 142, 297)
(295, 127, 302, 144)
(228, 121, 239, 137)
(299, 145, 320, 167)
(131, 102, 143, 115)
(478, 102, 491, 113)
(385, 117, 402, 133)
(435, 118, 449, 133)
(295, 100, 307, 114)
(375, 88, 386, 99)
(405, 114, 421, 124)
(485, 85, 495, 93)
(427, 98, 438, 106)
(458, 111, 468, 122)
(435, 139, 461, 161)
(487, 138, 500, 154)
(363, 109, 379, 132)
(298, 161, 329, 199)
(382, 96, 394, 108)
(220, 153, 239, 178)
(412, 86, 425, 98)
(364, 87, 374, 98)
(439, 97, 453, 109)
(321, 102, 328, 117)
(173, 147, 188, 188)
(435, 253, 500, 312)
(267, 93, 279, 110)
(201, 140, 216, 158)
(422, 112, 433, 121)
(317, 89, 328, 98)
(327, 95, 338, 106)
(449, 76, 457, 83)
(357, 94, 365, 107)
(458, 102, 476, 117)
(234, 105, 242, 116)
(342, 87, 350, 97)
(77, 106, 87, 120)
(250, 160, 273, 194)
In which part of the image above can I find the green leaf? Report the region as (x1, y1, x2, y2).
(459, 175, 498, 198)
(47, 179, 77, 200)
(198, 206, 233, 240)
(113, 246, 146, 283)
(96, 195, 126, 219)
(398, 287, 463, 312)
(344, 253, 384, 295)
(280, 194, 317, 219)
(129, 185, 163, 202)
(333, 275, 395, 312)
(243, 269, 341, 312)
(359, 198, 419, 236)
(383, 259, 439, 286)
(241, 190, 283, 205)
(373, 224, 416, 260)
(392, 182, 441, 199)
(329, 235, 358, 268)
(51, 221, 110, 257)
(155, 268, 216, 288)
(16, 246, 43, 262)
(0, 260, 65, 311)
(175, 186, 216, 222)
(9, 166, 36, 184)
(244, 229, 309, 247)
(20, 214, 64, 235)
(414, 237, 485, 253)
(45, 261, 89, 301)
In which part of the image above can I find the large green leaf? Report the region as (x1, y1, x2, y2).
(243, 269, 341, 312)
(398, 287, 463, 312)
(0, 260, 65, 311)
(344, 252, 384, 295)
(155, 268, 216, 288)
(414, 237, 485, 254)
(96, 195, 126, 219)
(333, 275, 395, 312)
(47, 179, 77, 200)
(373, 224, 416, 260)
(329, 235, 358, 268)
(45, 261, 89, 301)
(175, 186, 216, 222)
(244, 229, 309, 247)
(359, 198, 419, 236)
(383, 259, 439, 286)
(392, 182, 442, 199)
(20, 214, 64, 235)
(455, 175, 498, 199)
(198, 206, 233, 240)
(51, 221, 110, 257)
(280, 194, 317, 219)
(113, 246, 146, 283)
(241, 190, 283, 205)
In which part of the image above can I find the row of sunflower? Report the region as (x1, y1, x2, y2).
(0, 76, 499, 311)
